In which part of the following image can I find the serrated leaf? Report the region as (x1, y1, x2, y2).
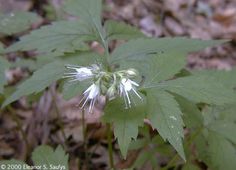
(0, 11, 40, 35)
(207, 131, 236, 170)
(59, 51, 103, 66)
(174, 95, 203, 128)
(194, 109, 236, 170)
(111, 38, 226, 86)
(104, 20, 145, 41)
(62, 80, 90, 100)
(64, 0, 102, 28)
(111, 38, 226, 63)
(6, 21, 92, 54)
(103, 98, 146, 158)
(208, 120, 236, 145)
(146, 90, 185, 160)
(192, 69, 236, 89)
(148, 75, 236, 105)
(0, 159, 28, 170)
(2, 61, 65, 107)
(64, 0, 105, 46)
(0, 57, 10, 94)
(32, 145, 68, 170)
(117, 52, 186, 87)
(132, 150, 156, 169)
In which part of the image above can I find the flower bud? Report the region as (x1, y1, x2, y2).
(107, 85, 116, 100)
(126, 68, 138, 77)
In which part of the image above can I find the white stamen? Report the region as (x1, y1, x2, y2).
(81, 83, 100, 113)
(119, 78, 142, 108)
(64, 65, 94, 82)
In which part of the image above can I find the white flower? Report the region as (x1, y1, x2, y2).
(80, 83, 100, 113)
(63, 65, 94, 82)
(119, 78, 142, 108)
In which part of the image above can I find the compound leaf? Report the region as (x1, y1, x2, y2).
(32, 145, 68, 170)
(104, 20, 145, 41)
(192, 69, 236, 89)
(208, 120, 236, 145)
(111, 38, 226, 63)
(146, 90, 185, 160)
(0, 11, 40, 35)
(6, 21, 92, 54)
(207, 131, 236, 170)
(111, 38, 226, 85)
(103, 98, 146, 159)
(174, 95, 203, 129)
(151, 75, 236, 105)
(64, 0, 104, 45)
(2, 61, 65, 107)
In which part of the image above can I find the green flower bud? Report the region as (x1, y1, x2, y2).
(126, 68, 138, 77)
(107, 85, 117, 100)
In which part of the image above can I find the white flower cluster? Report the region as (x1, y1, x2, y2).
(64, 64, 142, 112)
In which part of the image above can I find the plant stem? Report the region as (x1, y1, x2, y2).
(82, 109, 89, 169)
(107, 123, 115, 169)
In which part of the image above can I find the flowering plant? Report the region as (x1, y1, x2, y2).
(1, 0, 236, 169)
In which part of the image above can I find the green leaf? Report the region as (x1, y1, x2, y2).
(174, 95, 203, 128)
(208, 120, 236, 145)
(146, 90, 185, 160)
(207, 131, 236, 170)
(150, 75, 236, 105)
(6, 21, 92, 54)
(62, 80, 90, 100)
(64, 0, 104, 45)
(132, 150, 156, 169)
(59, 51, 103, 66)
(192, 69, 236, 89)
(116, 52, 186, 87)
(111, 38, 226, 63)
(0, 57, 10, 94)
(2, 61, 65, 107)
(64, 0, 102, 28)
(111, 38, 225, 85)
(103, 98, 146, 158)
(194, 108, 236, 170)
(0, 11, 40, 35)
(32, 145, 68, 170)
(104, 20, 145, 41)
(0, 159, 28, 170)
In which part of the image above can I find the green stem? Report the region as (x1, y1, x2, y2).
(107, 123, 115, 169)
